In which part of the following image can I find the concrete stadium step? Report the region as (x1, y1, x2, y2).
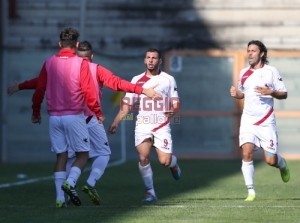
(6, 0, 300, 50)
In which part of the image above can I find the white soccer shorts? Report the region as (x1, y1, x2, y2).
(239, 123, 278, 154)
(49, 113, 90, 154)
(68, 116, 111, 159)
(135, 126, 173, 154)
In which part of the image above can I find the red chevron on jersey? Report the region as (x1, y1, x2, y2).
(253, 107, 274, 126)
(241, 69, 254, 86)
(135, 73, 151, 87)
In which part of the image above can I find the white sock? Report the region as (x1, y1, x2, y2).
(276, 154, 286, 169)
(87, 168, 102, 187)
(87, 155, 109, 187)
(168, 155, 177, 168)
(66, 157, 76, 177)
(67, 166, 81, 187)
(139, 162, 155, 196)
(241, 160, 255, 195)
(54, 171, 66, 201)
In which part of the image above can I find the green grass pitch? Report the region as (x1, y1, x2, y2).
(0, 159, 299, 223)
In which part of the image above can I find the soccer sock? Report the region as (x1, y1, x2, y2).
(168, 155, 177, 168)
(86, 155, 110, 187)
(246, 185, 255, 196)
(66, 157, 76, 177)
(241, 160, 255, 195)
(54, 171, 66, 201)
(67, 166, 81, 187)
(276, 154, 286, 169)
(139, 162, 155, 196)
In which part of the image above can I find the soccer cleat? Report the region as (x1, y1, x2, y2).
(61, 181, 81, 206)
(280, 159, 290, 183)
(56, 200, 67, 208)
(244, 194, 256, 202)
(143, 193, 158, 203)
(82, 184, 101, 205)
(170, 163, 181, 180)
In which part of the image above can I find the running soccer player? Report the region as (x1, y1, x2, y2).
(230, 40, 290, 201)
(109, 48, 181, 203)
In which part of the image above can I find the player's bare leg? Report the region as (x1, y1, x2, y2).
(264, 151, 290, 183)
(156, 149, 181, 180)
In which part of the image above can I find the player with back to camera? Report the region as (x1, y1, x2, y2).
(31, 27, 102, 207)
(109, 48, 181, 203)
(8, 40, 161, 207)
(230, 40, 290, 201)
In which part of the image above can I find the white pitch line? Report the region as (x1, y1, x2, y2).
(0, 176, 52, 189)
(0, 160, 122, 189)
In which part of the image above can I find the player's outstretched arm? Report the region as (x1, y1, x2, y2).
(142, 86, 162, 100)
(7, 77, 38, 96)
(97, 66, 162, 99)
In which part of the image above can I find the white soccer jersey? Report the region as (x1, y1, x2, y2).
(123, 71, 179, 132)
(238, 64, 287, 125)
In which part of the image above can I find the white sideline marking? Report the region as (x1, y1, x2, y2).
(0, 176, 52, 189)
(0, 160, 122, 189)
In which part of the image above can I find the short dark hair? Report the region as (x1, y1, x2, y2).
(248, 40, 269, 64)
(145, 48, 161, 59)
(78, 40, 92, 51)
(77, 41, 93, 58)
(59, 27, 79, 48)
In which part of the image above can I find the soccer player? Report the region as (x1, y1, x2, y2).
(31, 27, 103, 207)
(71, 40, 160, 205)
(230, 40, 290, 201)
(109, 48, 181, 203)
(7, 41, 161, 207)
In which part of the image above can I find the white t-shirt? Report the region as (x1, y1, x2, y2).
(238, 64, 287, 125)
(123, 71, 179, 132)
